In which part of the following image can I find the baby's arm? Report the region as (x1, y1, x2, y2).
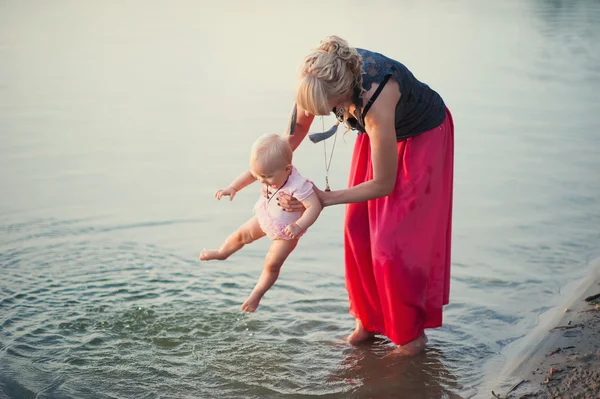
(216, 170, 257, 200)
(284, 192, 322, 239)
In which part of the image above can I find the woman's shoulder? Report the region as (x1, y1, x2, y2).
(357, 47, 402, 67)
(357, 48, 409, 91)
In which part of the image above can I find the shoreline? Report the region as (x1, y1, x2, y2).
(483, 258, 600, 398)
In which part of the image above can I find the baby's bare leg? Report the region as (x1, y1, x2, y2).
(200, 217, 265, 261)
(241, 239, 298, 312)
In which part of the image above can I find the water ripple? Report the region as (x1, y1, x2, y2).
(0, 231, 467, 398)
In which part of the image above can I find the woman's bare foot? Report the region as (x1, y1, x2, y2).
(241, 294, 261, 312)
(199, 250, 226, 261)
(392, 333, 428, 356)
(347, 319, 374, 345)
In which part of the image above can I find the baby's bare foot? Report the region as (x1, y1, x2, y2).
(199, 250, 225, 261)
(241, 296, 261, 312)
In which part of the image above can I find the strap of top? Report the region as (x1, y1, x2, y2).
(362, 74, 391, 119)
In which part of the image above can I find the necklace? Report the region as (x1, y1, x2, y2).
(265, 175, 290, 204)
(321, 116, 338, 192)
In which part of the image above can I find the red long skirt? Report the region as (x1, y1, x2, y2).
(344, 108, 454, 345)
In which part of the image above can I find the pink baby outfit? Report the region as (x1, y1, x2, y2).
(253, 166, 314, 240)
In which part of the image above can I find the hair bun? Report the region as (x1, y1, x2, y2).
(296, 36, 364, 116)
(317, 36, 362, 78)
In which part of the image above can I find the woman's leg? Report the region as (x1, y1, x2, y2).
(348, 318, 374, 344)
(371, 109, 454, 355)
(344, 134, 384, 343)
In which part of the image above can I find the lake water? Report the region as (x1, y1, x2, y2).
(1, 0, 599, 398)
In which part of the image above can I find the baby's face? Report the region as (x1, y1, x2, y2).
(251, 160, 290, 189)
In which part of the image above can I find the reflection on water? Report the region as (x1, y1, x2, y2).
(1, 0, 599, 398)
(332, 340, 463, 398)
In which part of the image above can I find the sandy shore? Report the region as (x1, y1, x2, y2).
(485, 258, 600, 399)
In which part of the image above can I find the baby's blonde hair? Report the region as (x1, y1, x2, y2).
(250, 133, 293, 170)
(296, 35, 363, 116)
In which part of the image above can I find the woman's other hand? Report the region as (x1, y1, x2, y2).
(278, 183, 331, 211)
(278, 193, 305, 212)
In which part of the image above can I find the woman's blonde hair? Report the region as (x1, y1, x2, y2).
(250, 133, 293, 170)
(296, 35, 363, 117)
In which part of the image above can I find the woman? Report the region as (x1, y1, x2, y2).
(281, 36, 454, 356)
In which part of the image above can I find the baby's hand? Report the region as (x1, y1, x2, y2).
(284, 223, 303, 239)
(215, 186, 237, 201)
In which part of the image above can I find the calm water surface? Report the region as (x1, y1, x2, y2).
(1, 1, 599, 398)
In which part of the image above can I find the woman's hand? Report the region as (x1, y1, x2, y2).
(278, 184, 332, 211)
(311, 184, 330, 207)
(277, 193, 305, 212)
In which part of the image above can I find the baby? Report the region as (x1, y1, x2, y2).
(200, 133, 322, 312)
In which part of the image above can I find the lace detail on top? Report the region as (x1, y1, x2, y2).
(346, 48, 446, 140)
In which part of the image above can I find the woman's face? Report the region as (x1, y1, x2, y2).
(328, 93, 352, 112)
(297, 72, 351, 115)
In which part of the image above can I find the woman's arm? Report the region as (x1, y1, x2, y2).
(228, 104, 314, 200)
(320, 79, 400, 207)
(287, 103, 315, 151)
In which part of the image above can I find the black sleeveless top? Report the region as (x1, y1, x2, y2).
(336, 48, 447, 141)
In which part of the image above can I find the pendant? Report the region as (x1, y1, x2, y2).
(325, 176, 331, 192)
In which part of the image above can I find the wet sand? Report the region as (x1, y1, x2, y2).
(489, 259, 600, 398)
